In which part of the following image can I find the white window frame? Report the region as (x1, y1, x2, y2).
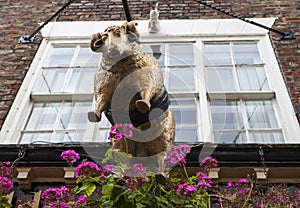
(1, 18, 299, 144)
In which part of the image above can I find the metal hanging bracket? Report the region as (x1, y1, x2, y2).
(122, 0, 133, 22)
(195, 0, 295, 40)
(18, 0, 75, 44)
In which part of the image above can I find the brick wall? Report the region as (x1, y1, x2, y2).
(0, 0, 299, 129)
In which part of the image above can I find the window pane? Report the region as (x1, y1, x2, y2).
(246, 101, 279, 128)
(206, 67, 237, 91)
(25, 103, 60, 130)
(211, 100, 243, 130)
(44, 47, 76, 67)
(33, 69, 67, 93)
(169, 68, 196, 92)
(214, 131, 246, 143)
(204, 44, 231, 65)
(249, 131, 284, 143)
(66, 68, 96, 93)
(170, 98, 197, 125)
(94, 129, 110, 142)
(169, 44, 194, 66)
(53, 131, 84, 143)
(58, 102, 91, 130)
(20, 133, 52, 144)
(142, 44, 165, 66)
(237, 67, 269, 91)
(234, 44, 262, 64)
(175, 128, 198, 142)
(74, 47, 101, 67)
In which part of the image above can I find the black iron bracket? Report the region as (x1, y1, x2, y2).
(122, 0, 133, 22)
(18, 0, 76, 44)
(195, 0, 295, 40)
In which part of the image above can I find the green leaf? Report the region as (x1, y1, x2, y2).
(136, 203, 146, 208)
(0, 196, 11, 208)
(102, 184, 114, 196)
(155, 195, 169, 208)
(85, 183, 96, 197)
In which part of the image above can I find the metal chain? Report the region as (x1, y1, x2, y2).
(11, 146, 26, 168)
(258, 146, 269, 187)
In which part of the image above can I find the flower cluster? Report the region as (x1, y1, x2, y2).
(60, 150, 80, 165)
(75, 161, 100, 178)
(4, 144, 300, 208)
(164, 144, 191, 168)
(41, 186, 74, 208)
(0, 161, 13, 197)
(196, 171, 212, 189)
(200, 156, 218, 172)
(0, 177, 13, 195)
(74, 195, 88, 208)
(176, 184, 197, 196)
(124, 163, 147, 178)
(0, 162, 12, 178)
(108, 123, 133, 141)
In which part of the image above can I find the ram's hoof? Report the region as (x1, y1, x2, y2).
(88, 111, 101, 122)
(136, 100, 151, 113)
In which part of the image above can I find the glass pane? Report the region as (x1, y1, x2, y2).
(206, 67, 237, 91)
(249, 131, 284, 143)
(169, 44, 194, 66)
(99, 113, 112, 127)
(53, 131, 84, 143)
(214, 131, 246, 143)
(58, 102, 91, 130)
(94, 129, 110, 142)
(142, 44, 165, 66)
(234, 43, 262, 64)
(237, 67, 269, 91)
(44, 47, 76, 67)
(175, 128, 198, 142)
(211, 100, 243, 130)
(74, 47, 101, 67)
(66, 68, 96, 93)
(170, 98, 197, 125)
(33, 69, 67, 93)
(169, 68, 196, 92)
(246, 101, 279, 128)
(25, 103, 60, 130)
(20, 133, 52, 144)
(204, 44, 231, 65)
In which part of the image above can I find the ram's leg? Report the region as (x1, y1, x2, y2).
(136, 90, 151, 113)
(88, 95, 106, 122)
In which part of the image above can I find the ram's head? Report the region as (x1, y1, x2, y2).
(90, 22, 139, 59)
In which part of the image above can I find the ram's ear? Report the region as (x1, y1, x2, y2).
(90, 33, 103, 52)
(124, 22, 140, 42)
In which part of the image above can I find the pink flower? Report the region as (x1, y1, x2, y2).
(124, 163, 147, 177)
(200, 156, 218, 172)
(235, 178, 249, 186)
(258, 204, 263, 208)
(0, 176, 13, 194)
(164, 144, 191, 167)
(75, 195, 88, 207)
(196, 172, 212, 189)
(176, 184, 197, 196)
(76, 162, 100, 178)
(0, 161, 12, 177)
(41, 186, 74, 207)
(226, 181, 233, 188)
(100, 164, 114, 179)
(60, 150, 80, 164)
(108, 123, 133, 141)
